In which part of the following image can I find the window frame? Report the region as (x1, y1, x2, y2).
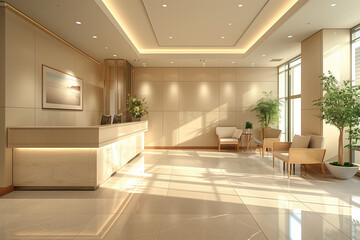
(278, 55, 301, 142)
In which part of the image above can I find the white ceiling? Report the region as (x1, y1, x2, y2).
(140, 0, 269, 47)
(4, 0, 360, 67)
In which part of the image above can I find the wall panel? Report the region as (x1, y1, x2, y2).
(133, 67, 277, 147)
(1, 8, 103, 187)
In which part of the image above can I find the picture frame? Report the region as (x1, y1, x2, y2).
(42, 65, 83, 110)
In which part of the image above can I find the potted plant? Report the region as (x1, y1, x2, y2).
(314, 72, 360, 179)
(244, 122, 253, 133)
(126, 94, 148, 121)
(251, 91, 281, 137)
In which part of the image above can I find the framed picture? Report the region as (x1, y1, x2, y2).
(42, 65, 83, 110)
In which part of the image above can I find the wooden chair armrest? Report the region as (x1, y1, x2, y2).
(263, 138, 281, 149)
(273, 142, 292, 151)
(216, 134, 220, 144)
(289, 148, 326, 164)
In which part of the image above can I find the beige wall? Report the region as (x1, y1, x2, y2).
(0, 7, 104, 187)
(133, 67, 277, 147)
(301, 29, 351, 161)
(0, 7, 5, 188)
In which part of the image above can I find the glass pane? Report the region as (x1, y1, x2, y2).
(278, 71, 287, 98)
(290, 98, 301, 141)
(289, 58, 301, 68)
(279, 98, 288, 142)
(352, 39, 360, 86)
(352, 27, 360, 41)
(353, 150, 360, 165)
(290, 64, 301, 96)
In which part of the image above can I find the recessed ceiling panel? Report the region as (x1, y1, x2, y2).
(142, 0, 268, 47)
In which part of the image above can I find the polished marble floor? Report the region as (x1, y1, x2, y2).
(1, 149, 360, 240)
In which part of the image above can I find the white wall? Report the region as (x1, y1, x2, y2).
(132, 67, 277, 147)
(0, 7, 104, 187)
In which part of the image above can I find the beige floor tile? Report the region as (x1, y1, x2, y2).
(159, 214, 265, 240)
(252, 212, 350, 240)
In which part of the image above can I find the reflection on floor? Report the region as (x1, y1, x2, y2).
(1, 149, 360, 240)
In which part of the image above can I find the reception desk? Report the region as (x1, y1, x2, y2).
(7, 121, 148, 189)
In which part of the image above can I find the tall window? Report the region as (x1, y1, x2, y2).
(351, 25, 360, 165)
(278, 57, 301, 142)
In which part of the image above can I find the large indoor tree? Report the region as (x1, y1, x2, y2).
(314, 72, 360, 165)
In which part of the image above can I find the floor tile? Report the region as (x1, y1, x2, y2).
(252, 212, 350, 240)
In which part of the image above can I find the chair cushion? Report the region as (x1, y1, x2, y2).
(308, 135, 325, 148)
(216, 127, 236, 138)
(232, 129, 243, 139)
(273, 151, 289, 161)
(219, 138, 238, 144)
(291, 135, 311, 148)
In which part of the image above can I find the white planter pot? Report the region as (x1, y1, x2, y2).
(325, 162, 359, 180)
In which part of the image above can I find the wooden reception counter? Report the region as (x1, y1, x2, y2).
(7, 121, 148, 189)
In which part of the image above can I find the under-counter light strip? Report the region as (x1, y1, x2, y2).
(2, 2, 100, 64)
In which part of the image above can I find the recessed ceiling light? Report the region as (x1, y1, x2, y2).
(330, 3, 336, 7)
(113, 54, 117, 57)
(105, 46, 108, 49)
(288, 35, 293, 38)
(228, 23, 232, 26)
(169, 36, 173, 39)
(75, 21, 81, 25)
(221, 36, 225, 39)
(262, 54, 266, 57)
(232, 61, 235, 64)
(92, 35, 98, 39)
(238, 4, 243, 7)
(162, 4, 167, 7)
(170, 61, 174, 64)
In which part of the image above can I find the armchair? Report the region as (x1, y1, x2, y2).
(273, 134, 326, 178)
(216, 127, 243, 151)
(253, 128, 282, 157)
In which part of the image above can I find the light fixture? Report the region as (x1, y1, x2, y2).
(162, 4, 167, 7)
(330, 3, 336, 7)
(221, 36, 225, 39)
(251, 62, 255, 67)
(142, 63, 146, 67)
(105, 46, 108, 49)
(228, 23, 232, 26)
(75, 21, 82, 25)
(92, 35, 98, 39)
(113, 54, 117, 57)
(232, 61, 235, 64)
(238, 4, 243, 7)
(170, 61, 174, 64)
(169, 36, 173, 39)
(262, 54, 266, 57)
(288, 35, 293, 38)
(202, 62, 206, 67)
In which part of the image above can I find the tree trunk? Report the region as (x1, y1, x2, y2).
(338, 129, 344, 165)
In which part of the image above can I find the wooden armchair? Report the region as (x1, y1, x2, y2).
(253, 128, 282, 157)
(273, 135, 326, 178)
(216, 127, 243, 151)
